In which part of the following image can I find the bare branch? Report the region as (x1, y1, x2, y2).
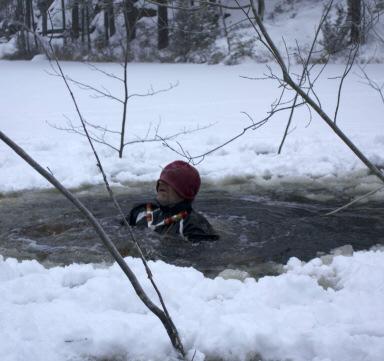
(231, 0, 277, 59)
(128, 81, 179, 100)
(240, 0, 384, 187)
(66, 75, 124, 103)
(85, 62, 125, 82)
(325, 185, 384, 216)
(333, 44, 360, 124)
(127, 123, 215, 147)
(161, 112, 270, 162)
(47, 120, 121, 153)
(278, 2, 333, 154)
(357, 65, 384, 104)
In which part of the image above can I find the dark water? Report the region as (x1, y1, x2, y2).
(0, 186, 383, 277)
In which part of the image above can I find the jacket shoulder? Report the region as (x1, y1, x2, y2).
(126, 202, 157, 226)
(182, 210, 219, 242)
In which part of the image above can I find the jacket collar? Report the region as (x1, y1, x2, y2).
(155, 199, 192, 215)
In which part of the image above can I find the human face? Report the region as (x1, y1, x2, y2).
(156, 180, 184, 206)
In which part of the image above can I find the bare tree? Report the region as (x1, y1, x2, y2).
(47, 60, 187, 158)
(43, 0, 186, 158)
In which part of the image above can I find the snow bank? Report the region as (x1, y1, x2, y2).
(0, 37, 17, 59)
(0, 248, 383, 361)
(1, 61, 383, 201)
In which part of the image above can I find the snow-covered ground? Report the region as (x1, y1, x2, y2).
(1, 248, 384, 361)
(1, 60, 384, 361)
(1, 60, 384, 199)
(0, 61, 384, 198)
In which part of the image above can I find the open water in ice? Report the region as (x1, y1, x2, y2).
(0, 185, 383, 277)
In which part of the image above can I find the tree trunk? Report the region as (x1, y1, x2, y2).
(15, 0, 23, 22)
(61, 0, 67, 45)
(39, 0, 48, 36)
(258, 0, 265, 21)
(42, 12, 48, 35)
(72, 0, 79, 39)
(81, 3, 85, 44)
(61, 0, 66, 28)
(86, 4, 91, 51)
(348, 0, 363, 44)
(30, 0, 39, 49)
(26, 0, 32, 29)
(108, 0, 116, 37)
(218, 0, 231, 54)
(15, 0, 26, 54)
(124, 0, 137, 41)
(158, 0, 168, 49)
(104, 7, 109, 44)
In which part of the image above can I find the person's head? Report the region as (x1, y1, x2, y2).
(156, 160, 201, 206)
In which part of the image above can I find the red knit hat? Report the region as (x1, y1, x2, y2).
(157, 160, 201, 200)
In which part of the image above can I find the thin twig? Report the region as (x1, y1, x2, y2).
(333, 44, 359, 124)
(85, 62, 124, 82)
(278, 2, 333, 154)
(128, 81, 179, 100)
(325, 186, 384, 216)
(357, 65, 384, 104)
(161, 113, 269, 161)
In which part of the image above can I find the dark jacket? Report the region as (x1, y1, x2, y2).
(127, 200, 219, 243)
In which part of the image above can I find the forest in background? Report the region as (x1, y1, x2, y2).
(0, 0, 383, 63)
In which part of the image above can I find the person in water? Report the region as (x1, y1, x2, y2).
(127, 160, 219, 242)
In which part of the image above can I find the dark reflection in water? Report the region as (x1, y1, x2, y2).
(0, 186, 383, 277)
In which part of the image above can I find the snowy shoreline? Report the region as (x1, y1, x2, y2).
(1, 61, 384, 201)
(1, 247, 384, 361)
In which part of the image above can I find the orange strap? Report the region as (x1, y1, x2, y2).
(146, 203, 188, 229)
(164, 210, 188, 225)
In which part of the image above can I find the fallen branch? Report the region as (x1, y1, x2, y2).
(0, 130, 185, 358)
(325, 185, 384, 216)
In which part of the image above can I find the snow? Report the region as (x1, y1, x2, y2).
(0, 37, 17, 59)
(1, 60, 384, 201)
(1, 58, 384, 360)
(0, 2, 383, 360)
(0, 248, 384, 361)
